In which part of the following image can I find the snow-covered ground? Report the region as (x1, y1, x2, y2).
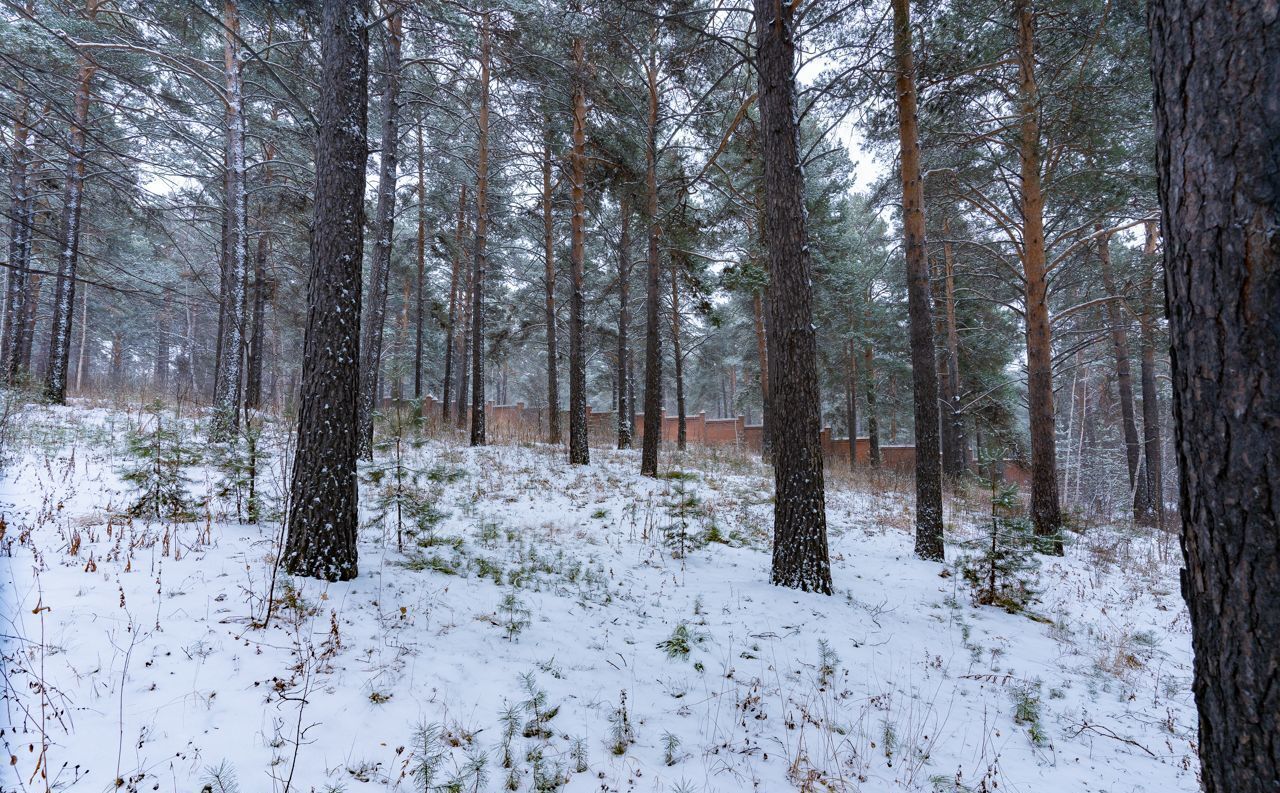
(1, 401, 1199, 792)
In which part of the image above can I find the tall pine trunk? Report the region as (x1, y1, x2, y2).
(283, 0, 368, 581)
(640, 53, 663, 476)
(940, 217, 966, 474)
(2, 80, 34, 385)
(1014, 0, 1063, 552)
(566, 28, 588, 464)
(1136, 221, 1164, 526)
(616, 196, 632, 449)
(414, 122, 427, 400)
(211, 0, 248, 438)
(670, 254, 686, 451)
(470, 14, 491, 447)
(542, 119, 561, 444)
(44, 5, 96, 404)
(754, 0, 831, 594)
(1151, 0, 1279, 788)
(892, 0, 944, 561)
(442, 183, 466, 419)
(1096, 228, 1145, 518)
(864, 342, 880, 468)
(358, 7, 403, 459)
(846, 339, 858, 468)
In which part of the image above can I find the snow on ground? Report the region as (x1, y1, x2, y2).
(1, 401, 1199, 792)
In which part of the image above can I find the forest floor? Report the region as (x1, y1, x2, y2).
(0, 400, 1200, 793)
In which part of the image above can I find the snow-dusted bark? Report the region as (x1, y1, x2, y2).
(891, 0, 944, 562)
(567, 30, 589, 465)
(616, 195, 631, 450)
(2, 86, 35, 384)
(471, 13, 492, 448)
(753, 0, 832, 594)
(211, 0, 249, 439)
(358, 8, 403, 459)
(283, 0, 369, 582)
(543, 119, 561, 445)
(640, 53, 662, 477)
(43, 48, 95, 404)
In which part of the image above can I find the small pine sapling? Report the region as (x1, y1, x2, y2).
(118, 401, 199, 521)
(960, 468, 1041, 612)
(607, 690, 635, 755)
(210, 416, 270, 523)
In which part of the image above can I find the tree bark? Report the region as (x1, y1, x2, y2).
(893, 0, 945, 561)
(283, 0, 368, 581)
(616, 195, 632, 449)
(154, 293, 171, 394)
(865, 342, 880, 468)
(846, 338, 858, 468)
(754, 0, 831, 594)
(470, 12, 491, 447)
(43, 0, 98, 404)
(2, 78, 34, 385)
(1150, 1, 1279, 788)
(443, 183, 466, 420)
(358, 6, 403, 459)
(1014, 0, 1063, 552)
(542, 118, 561, 444)
(567, 27, 589, 464)
(1137, 221, 1164, 527)
(211, 0, 248, 438)
(752, 289, 771, 460)
(940, 216, 966, 475)
(670, 255, 686, 451)
(640, 52, 662, 476)
(414, 120, 427, 400)
(1096, 228, 1146, 519)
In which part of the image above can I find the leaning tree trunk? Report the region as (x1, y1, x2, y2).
(542, 118, 561, 444)
(616, 195, 632, 449)
(639, 54, 664, 476)
(1150, 1, 1279, 789)
(566, 30, 589, 464)
(754, 0, 831, 594)
(358, 7, 403, 459)
(283, 0, 368, 581)
(1014, 0, 1063, 552)
(211, 0, 248, 439)
(43, 7, 96, 404)
(1096, 228, 1146, 518)
(470, 14, 491, 447)
(893, 0, 944, 561)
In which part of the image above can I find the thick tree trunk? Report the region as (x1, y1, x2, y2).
(358, 7, 403, 459)
(283, 0, 368, 581)
(566, 31, 589, 464)
(443, 183, 466, 420)
(43, 14, 96, 404)
(893, 0, 945, 561)
(1014, 0, 1063, 551)
(754, 0, 831, 594)
(1096, 229, 1146, 518)
(1150, 1, 1280, 789)
(617, 195, 632, 449)
(470, 15, 491, 447)
(640, 53, 662, 476)
(211, 0, 248, 438)
(542, 120, 561, 444)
